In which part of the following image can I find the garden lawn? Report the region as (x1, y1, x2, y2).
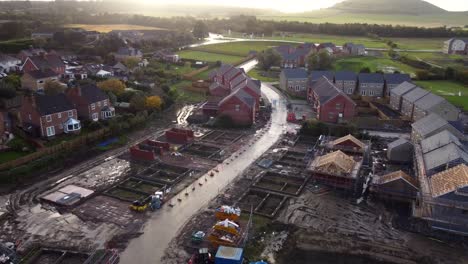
(170, 80, 207, 103)
(416, 80, 468, 111)
(192, 41, 291, 56)
(0, 151, 28, 164)
(248, 68, 279, 82)
(334, 56, 418, 76)
(177, 50, 243, 64)
(389, 38, 446, 50)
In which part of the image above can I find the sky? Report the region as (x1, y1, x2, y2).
(151, 0, 468, 12)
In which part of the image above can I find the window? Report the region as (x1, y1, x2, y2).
(328, 112, 334, 120)
(295, 85, 300, 92)
(92, 113, 98, 121)
(347, 88, 353, 94)
(28, 114, 32, 121)
(68, 110, 73, 117)
(46, 115, 52, 122)
(97, 101, 101, 107)
(38, 80, 44, 84)
(46, 126, 55, 137)
(57, 113, 61, 118)
(361, 90, 367, 96)
(235, 105, 240, 112)
(91, 103, 95, 110)
(103, 100, 108, 106)
(336, 103, 342, 110)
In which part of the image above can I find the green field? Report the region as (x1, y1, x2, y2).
(191, 41, 290, 56)
(416, 80, 468, 110)
(0, 151, 27, 164)
(400, 52, 466, 68)
(177, 50, 244, 64)
(64, 24, 167, 33)
(170, 80, 207, 103)
(257, 9, 468, 27)
(334, 56, 418, 76)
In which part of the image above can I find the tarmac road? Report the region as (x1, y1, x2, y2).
(119, 62, 288, 263)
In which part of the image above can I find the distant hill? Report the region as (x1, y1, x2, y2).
(330, 0, 446, 15)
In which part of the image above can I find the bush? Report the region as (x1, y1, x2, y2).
(7, 137, 29, 152)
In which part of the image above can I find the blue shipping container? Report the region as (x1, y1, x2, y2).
(215, 246, 243, 264)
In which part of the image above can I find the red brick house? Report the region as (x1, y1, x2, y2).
(66, 84, 115, 121)
(21, 69, 61, 92)
(310, 77, 356, 123)
(22, 54, 65, 76)
(17, 48, 47, 62)
(20, 94, 81, 138)
(218, 88, 256, 126)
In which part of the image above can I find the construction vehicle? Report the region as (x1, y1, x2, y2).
(215, 206, 241, 221)
(129, 191, 165, 212)
(129, 198, 150, 212)
(207, 219, 242, 247)
(191, 231, 206, 244)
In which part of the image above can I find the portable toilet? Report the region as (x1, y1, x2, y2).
(215, 246, 243, 264)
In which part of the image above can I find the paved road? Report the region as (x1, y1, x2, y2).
(119, 63, 288, 264)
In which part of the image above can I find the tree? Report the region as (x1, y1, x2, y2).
(129, 93, 147, 112)
(97, 79, 125, 95)
(0, 81, 16, 99)
(3, 74, 21, 89)
(415, 70, 430, 80)
(124, 57, 140, 69)
(145, 96, 163, 110)
(257, 48, 282, 71)
(193, 21, 209, 39)
(308, 50, 334, 71)
(44, 80, 65, 95)
(359, 67, 371, 73)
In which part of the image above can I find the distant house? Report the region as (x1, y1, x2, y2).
(49, 50, 78, 61)
(334, 71, 357, 95)
(279, 68, 308, 98)
(154, 50, 180, 63)
(309, 77, 356, 123)
(389, 82, 417, 111)
(387, 138, 413, 163)
(411, 113, 465, 142)
(22, 54, 65, 76)
(443, 38, 468, 55)
(20, 94, 81, 138)
(357, 73, 384, 97)
(21, 69, 61, 92)
(400, 86, 429, 120)
(66, 84, 115, 121)
(317, 43, 337, 54)
(412, 93, 460, 122)
(112, 62, 129, 75)
(114, 47, 143, 61)
(84, 64, 114, 77)
(343, 43, 365, 56)
(275, 43, 316, 68)
(384, 73, 411, 96)
(17, 48, 47, 62)
(0, 53, 21, 73)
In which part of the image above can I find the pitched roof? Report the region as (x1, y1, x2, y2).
(35, 94, 75, 115)
(28, 54, 64, 69)
(358, 73, 384, 84)
(334, 71, 356, 81)
(332, 134, 365, 149)
(374, 170, 418, 189)
(388, 138, 412, 150)
(314, 150, 356, 174)
(230, 73, 248, 88)
(430, 164, 468, 198)
(413, 93, 445, 111)
(219, 87, 255, 108)
(313, 77, 356, 106)
(78, 84, 109, 103)
(391, 81, 416, 96)
(310, 71, 334, 81)
(281, 68, 308, 79)
(411, 113, 451, 138)
(25, 69, 59, 79)
(402, 87, 429, 103)
(384, 73, 411, 85)
(423, 142, 468, 171)
(421, 130, 463, 154)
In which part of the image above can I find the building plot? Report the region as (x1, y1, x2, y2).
(181, 143, 222, 158)
(21, 248, 89, 264)
(136, 163, 192, 185)
(275, 150, 308, 169)
(201, 130, 244, 145)
(236, 189, 288, 218)
(252, 171, 309, 196)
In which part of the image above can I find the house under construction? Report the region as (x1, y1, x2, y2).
(307, 150, 362, 191)
(370, 170, 419, 203)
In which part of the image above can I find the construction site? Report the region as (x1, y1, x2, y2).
(0, 122, 257, 264)
(160, 130, 468, 264)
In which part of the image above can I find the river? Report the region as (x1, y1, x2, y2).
(119, 60, 288, 263)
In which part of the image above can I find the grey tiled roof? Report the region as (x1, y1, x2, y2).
(391, 81, 416, 96)
(402, 87, 429, 103)
(35, 94, 74, 115)
(421, 130, 463, 154)
(358, 73, 384, 84)
(384, 73, 411, 84)
(335, 71, 357, 81)
(411, 113, 449, 138)
(423, 142, 468, 171)
(414, 93, 445, 111)
(310, 71, 334, 81)
(282, 68, 308, 79)
(388, 138, 411, 150)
